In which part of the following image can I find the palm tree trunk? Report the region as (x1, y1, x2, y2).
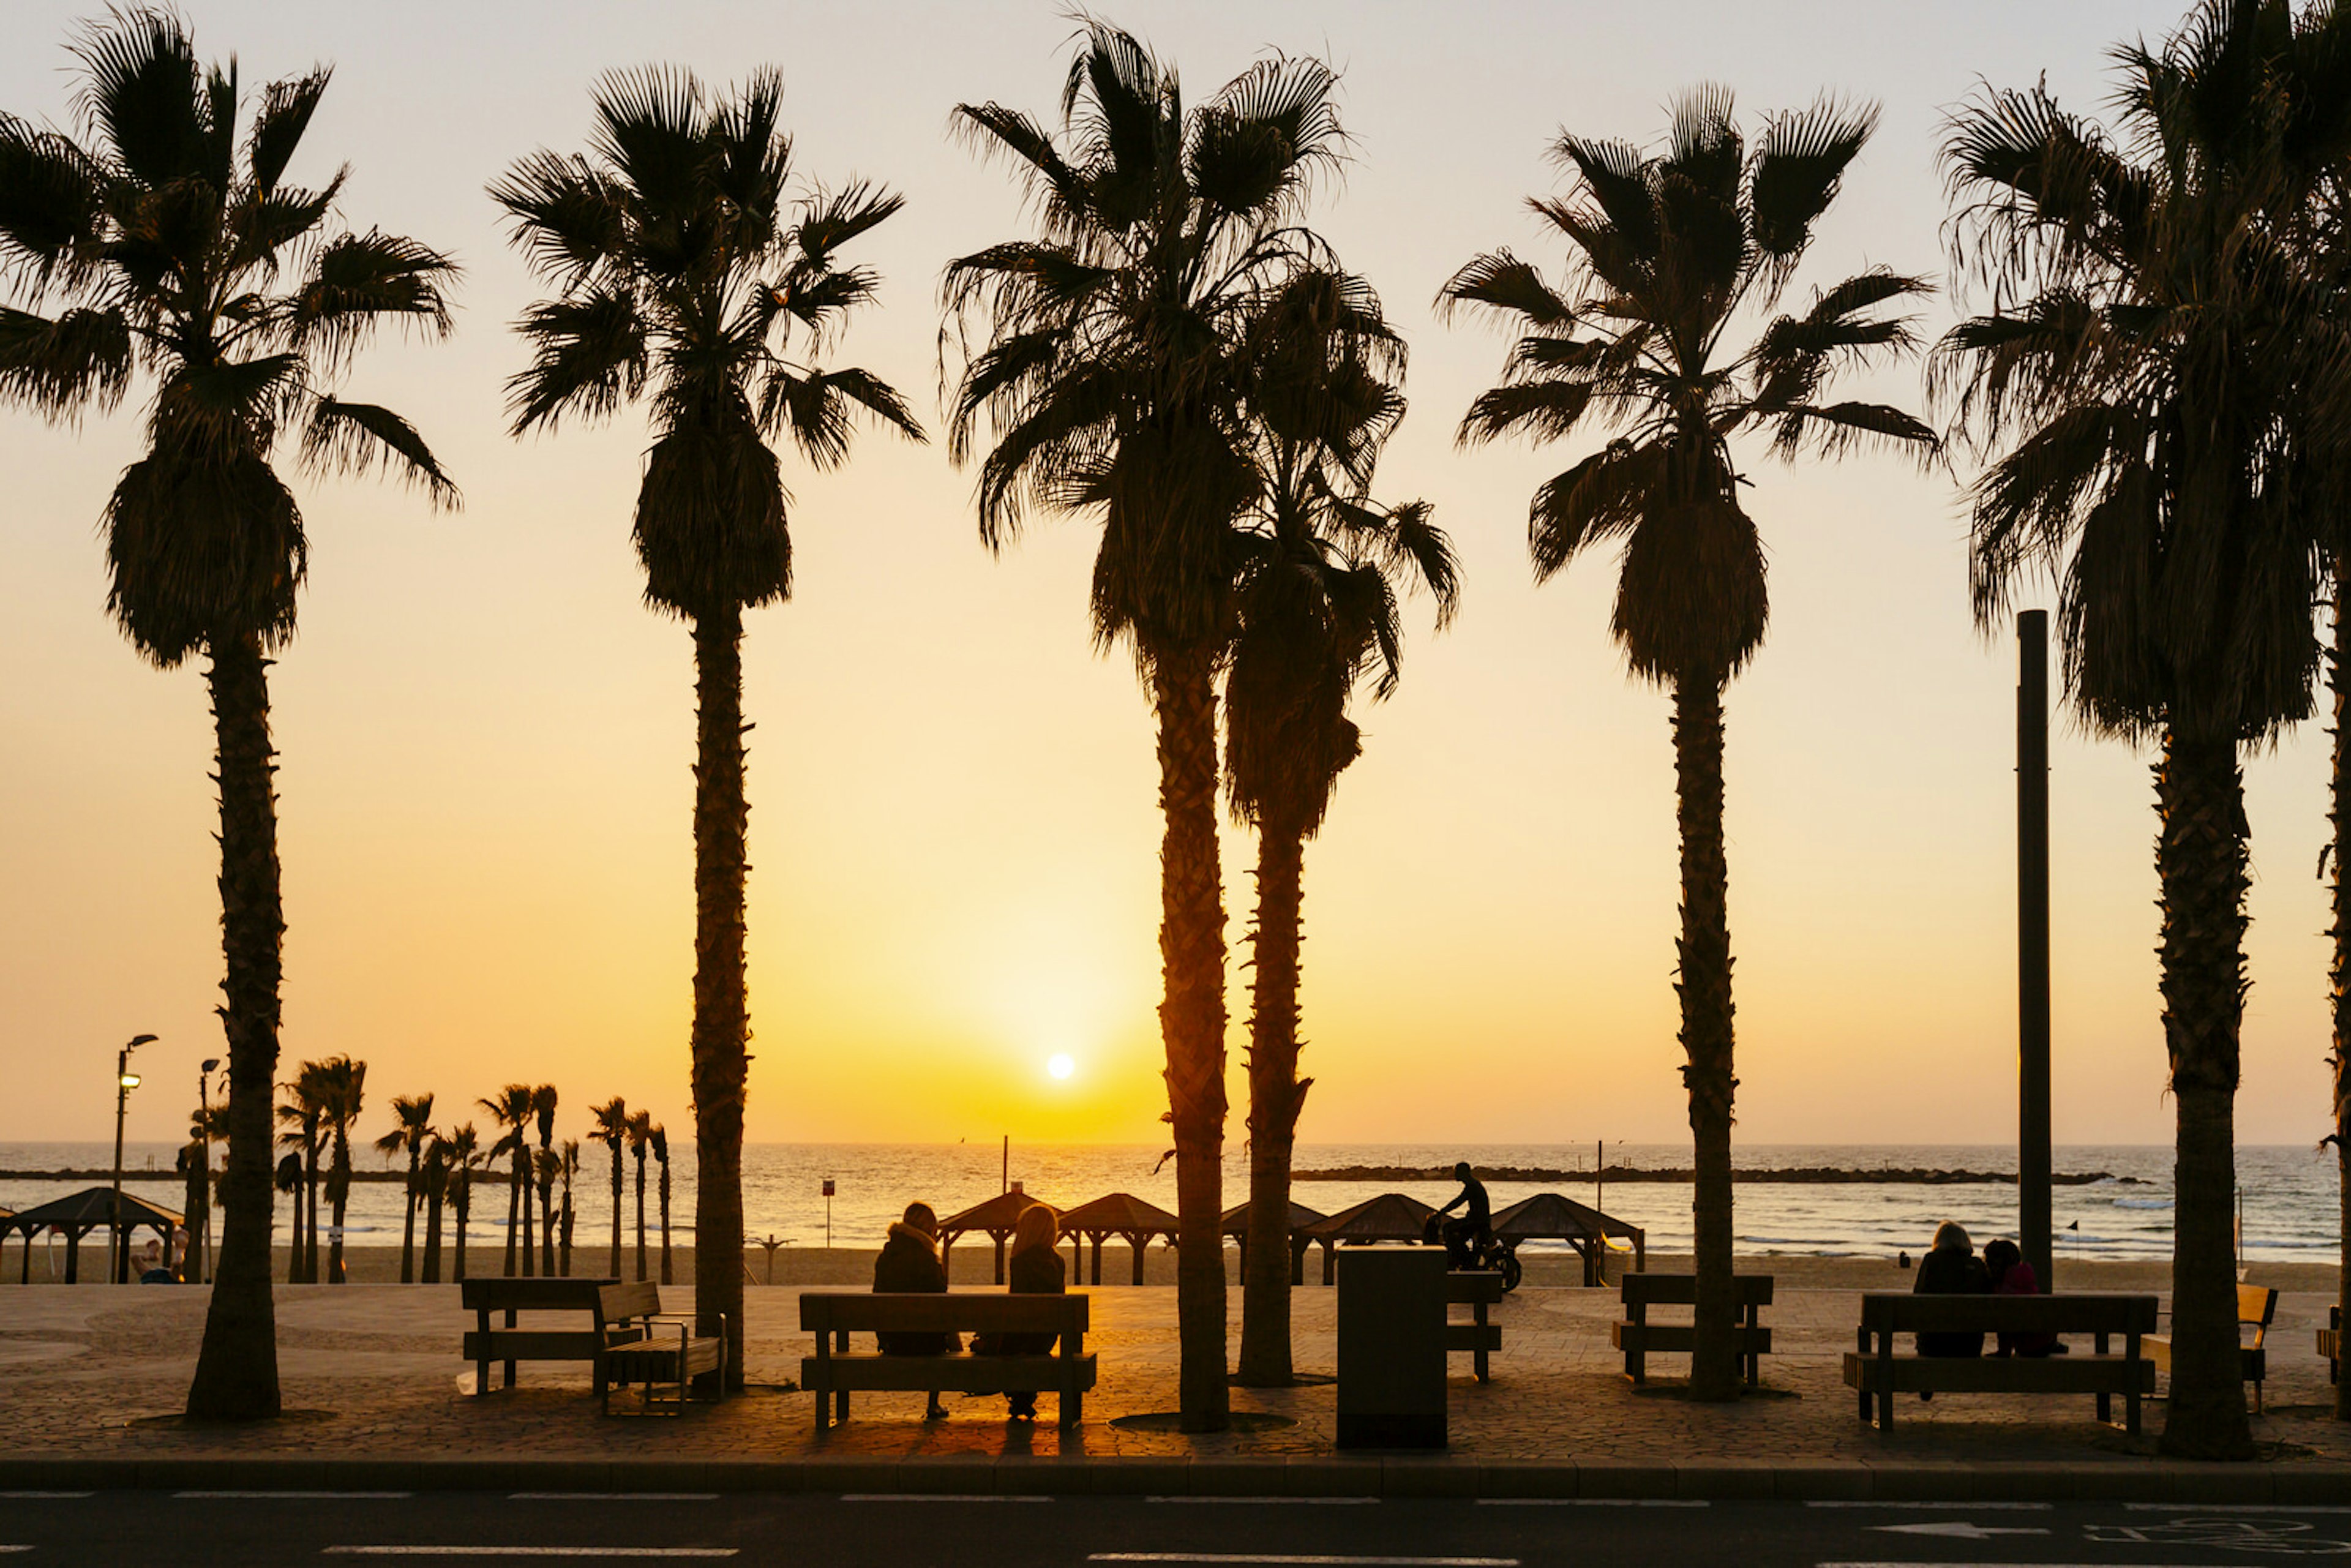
(1674, 676, 1741, 1402)
(635, 1154, 648, 1283)
(539, 1174, 555, 1278)
(185, 632, 284, 1420)
(452, 1179, 470, 1283)
(286, 1163, 303, 1286)
(422, 1182, 443, 1285)
(303, 1133, 320, 1283)
(519, 1152, 536, 1278)
(560, 1194, 572, 1277)
(2331, 564, 2351, 1424)
(504, 1153, 522, 1277)
(610, 1150, 624, 1280)
(1152, 645, 1231, 1431)
(2155, 732, 2255, 1460)
(659, 1155, 673, 1287)
(689, 604, 750, 1391)
(1238, 816, 1308, 1388)
(400, 1149, 419, 1285)
(328, 1133, 350, 1285)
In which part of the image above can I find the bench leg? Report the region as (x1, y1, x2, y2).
(1878, 1386, 1892, 1432)
(1062, 1388, 1081, 1429)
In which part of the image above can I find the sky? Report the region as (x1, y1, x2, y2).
(4, 0, 2338, 1157)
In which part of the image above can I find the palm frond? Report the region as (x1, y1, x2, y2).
(0, 302, 130, 413)
(505, 287, 649, 434)
(246, 66, 329, 193)
(1435, 250, 1578, 328)
(299, 396, 458, 507)
(293, 230, 458, 364)
(1749, 95, 1879, 273)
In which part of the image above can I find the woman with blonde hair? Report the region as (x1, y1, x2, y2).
(1912, 1220, 1991, 1376)
(975, 1203, 1065, 1420)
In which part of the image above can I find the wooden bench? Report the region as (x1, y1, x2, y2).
(1843, 1292, 2157, 1435)
(2148, 1283, 2277, 1413)
(800, 1291, 1096, 1433)
(1613, 1274, 1774, 1387)
(596, 1281, 727, 1414)
(2322, 1305, 2340, 1384)
(1447, 1270, 1504, 1382)
(462, 1277, 623, 1395)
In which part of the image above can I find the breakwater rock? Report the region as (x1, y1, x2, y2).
(1290, 1164, 2144, 1186)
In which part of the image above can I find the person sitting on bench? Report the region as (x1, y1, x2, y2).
(1984, 1236, 2060, 1358)
(874, 1202, 955, 1420)
(1912, 1221, 1990, 1397)
(972, 1204, 1065, 1422)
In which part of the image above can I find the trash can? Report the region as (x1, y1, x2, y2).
(1336, 1247, 1447, 1448)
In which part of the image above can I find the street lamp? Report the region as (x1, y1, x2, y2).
(111, 1033, 157, 1284)
(196, 1058, 222, 1283)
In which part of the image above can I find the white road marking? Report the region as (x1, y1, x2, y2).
(1821, 1562, 2256, 1567)
(323, 1551, 737, 1560)
(1870, 1521, 2050, 1539)
(178, 1491, 411, 1500)
(2126, 1503, 2351, 1514)
(838, 1493, 1051, 1502)
(1805, 1501, 2050, 1510)
(1147, 1498, 1379, 1506)
(508, 1495, 719, 1502)
(1089, 1558, 1517, 1567)
(1476, 1498, 1705, 1507)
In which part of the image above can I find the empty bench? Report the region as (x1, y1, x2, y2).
(596, 1281, 728, 1414)
(1447, 1270, 1504, 1382)
(1844, 1292, 2157, 1435)
(2148, 1283, 2276, 1413)
(462, 1277, 620, 1395)
(1613, 1274, 1774, 1387)
(800, 1291, 1095, 1432)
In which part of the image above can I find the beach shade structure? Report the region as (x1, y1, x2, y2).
(1056, 1192, 1177, 1285)
(8, 1188, 182, 1285)
(1302, 1193, 1439, 1286)
(1491, 1191, 1646, 1286)
(937, 1191, 1059, 1285)
(1222, 1199, 1332, 1287)
(0, 1207, 13, 1286)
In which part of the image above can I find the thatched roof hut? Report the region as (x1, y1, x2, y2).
(1300, 1193, 1438, 1284)
(1221, 1198, 1332, 1286)
(1491, 1191, 1646, 1283)
(1056, 1192, 1178, 1285)
(9, 1187, 182, 1284)
(937, 1189, 1058, 1285)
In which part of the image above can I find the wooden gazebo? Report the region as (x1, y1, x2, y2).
(1220, 1199, 1332, 1286)
(9, 1187, 182, 1283)
(1301, 1192, 1438, 1285)
(1056, 1192, 1177, 1285)
(937, 1190, 1058, 1285)
(1491, 1191, 1646, 1285)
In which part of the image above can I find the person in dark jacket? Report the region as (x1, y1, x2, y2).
(873, 1201, 953, 1420)
(972, 1204, 1065, 1421)
(1913, 1221, 1991, 1373)
(1983, 1236, 2060, 1357)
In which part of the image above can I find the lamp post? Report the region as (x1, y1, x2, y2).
(111, 1033, 158, 1284)
(196, 1058, 222, 1283)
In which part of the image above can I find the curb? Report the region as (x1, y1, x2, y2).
(2, 1455, 2345, 1502)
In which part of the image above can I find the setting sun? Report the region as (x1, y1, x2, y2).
(1046, 1053, 1076, 1081)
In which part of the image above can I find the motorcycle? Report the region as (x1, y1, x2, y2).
(1423, 1213, 1523, 1293)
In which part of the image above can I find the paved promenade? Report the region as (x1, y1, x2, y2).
(1, 1281, 2345, 1496)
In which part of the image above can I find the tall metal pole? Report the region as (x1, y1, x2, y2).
(2018, 610, 2053, 1291)
(111, 1045, 131, 1285)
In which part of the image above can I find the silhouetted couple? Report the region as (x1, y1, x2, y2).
(873, 1199, 1064, 1422)
(1913, 1220, 2058, 1389)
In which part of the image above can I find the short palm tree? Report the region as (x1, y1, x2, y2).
(1225, 268, 1458, 1386)
(557, 1139, 580, 1277)
(626, 1111, 654, 1283)
(373, 1093, 437, 1285)
(312, 1057, 366, 1285)
(1444, 90, 1933, 1400)
(945, 22, 1347, 1430)
(276, 1071, 326, 1285)
(494, 67, 921, 1390)
(1937, 4, 2350, 1453)
(480, 1084, 537, 1278)
(419, 1138, 448, 1285)
(531, 1084, 559, 1277)
(443, 1124, 482, 1283)
(0, 12, 455, 1417)
(533, 1147, 561, 1279)
(590, 1097, 628, 1278)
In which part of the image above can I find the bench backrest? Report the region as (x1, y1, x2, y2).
(460, 1277, 614, 1312)
(1445, 1270, 1505, 1305)
(598, 1281, 662, 1324)
(800, 1291, 1089, 1335)
(1859, 1291, 2156, 1335)
(1621, 1273, 1774, 1308)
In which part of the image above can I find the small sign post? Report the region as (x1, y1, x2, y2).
(822, 1178, 835, 1249)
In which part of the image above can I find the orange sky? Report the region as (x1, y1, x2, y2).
(4, 0, 2335, 1153)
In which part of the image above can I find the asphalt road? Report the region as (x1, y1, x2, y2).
(4, 1492, 2350, 1567)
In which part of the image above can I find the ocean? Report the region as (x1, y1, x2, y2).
(0, 1141, 2337, 1266)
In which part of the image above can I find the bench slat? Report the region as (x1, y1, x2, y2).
(463, 1330, 611, 1361)
(800, 1352, 1099, 1395)
(1621, 1274, 1774, 1307)
(1612, 1324, 1771, 1354)
(1445, 1326, 1504, 1352)
(461, 1278, 615, 1311)
(800, 1292, 1089, 1333)
(1843, 1352, 2154, 1395)
(1858, 1292, 2156, 1333)
(1445, 1273, 1506, 1305)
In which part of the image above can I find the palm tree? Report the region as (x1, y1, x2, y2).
(590, 1098, 628, 1278)
(419, 1138, 448, 1285)
(276, 1070, 325, 1285)
(1937, 5, 2351, 1454)
(271, 1151, 302, 1281)
(557, 1139, 580, 1277)
(1444, 91, 1932, 1400)
(532, 1084, 559, 1277)
(443, 1124, 481, 1283)
(627, 1110, 653, 1284)
(311, 1057, 366, 1285)
(1224, 268, 1459, 1386)
(0, 12, 456, 1418)
(373, 1093, 436, 1285)
(944, 23, 1348, 1430)
(533, 1147, 561, 1280)
(493, 68, 921, 1393)
(480, 1084, 536, 1278)
(651, 1123, 673, 1286)
(181, 1103, 228, 1283)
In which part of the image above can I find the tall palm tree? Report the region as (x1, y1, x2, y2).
(944, 23, 1348, 1430)
(313, 1057, 366, 1285)
(443, 1123, 481, 1283)
(590, 1097, 628, 1279)
(626, 1110, 653, 1284)
(557, 1139, 580, 1277)
(1444, 90, 1932, 1400)
(532, 1084, 559, 1277)
(1224, 268, 1459, 1386)
(480, 1084, 536, 1278)
(493, 69, 921, 1392)
(276, 1070, 326, 1285)
(373, 1092, 436, 1285)
(651, 1123, 673, 1285)
(0, 12, 456, 1418)
(1937, 4, 2351, 1454)
(419, 1137, 448, 1285)
(534, 1147, 561, 1280)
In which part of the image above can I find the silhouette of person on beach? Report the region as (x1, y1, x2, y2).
(1911, 1221, 1990, 1390)
(972, 1204, 1063, 1421)
(872, 1201, 954, 1420)
(1438, 1161, 1490, 1269)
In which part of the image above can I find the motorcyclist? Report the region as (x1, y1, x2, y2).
(1437, 1161, 1490, 1269)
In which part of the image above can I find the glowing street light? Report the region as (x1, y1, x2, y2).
(111, 1033, 158, 1284)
